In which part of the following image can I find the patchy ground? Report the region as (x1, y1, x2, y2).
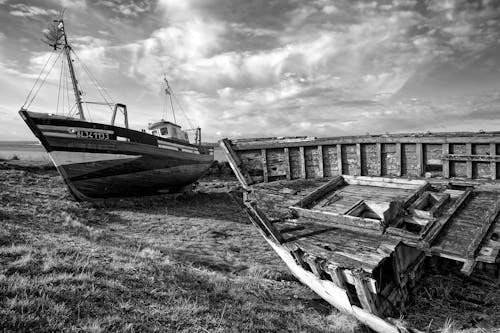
(0, 166, 365, 333)
(1, 163, 499, 333)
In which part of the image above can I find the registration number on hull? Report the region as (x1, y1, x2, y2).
(75, 130, 110, 140)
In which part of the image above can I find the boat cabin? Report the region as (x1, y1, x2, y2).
(149, 120, 189, 142)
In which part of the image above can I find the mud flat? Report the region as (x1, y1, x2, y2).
(0, 163, 365, 332)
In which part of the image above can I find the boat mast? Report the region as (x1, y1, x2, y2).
(58, 20, 85, 120)
(164, 77, 177, 123)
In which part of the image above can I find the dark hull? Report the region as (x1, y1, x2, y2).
(20, 110, 213, 201)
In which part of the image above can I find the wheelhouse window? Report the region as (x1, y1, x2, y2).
(160, 128, 168, 135)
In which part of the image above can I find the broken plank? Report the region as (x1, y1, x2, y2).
(293, 175, 345, 208)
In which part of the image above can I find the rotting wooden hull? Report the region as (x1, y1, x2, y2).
(20, 110, 213, 201)
(221, 134, 500, 333)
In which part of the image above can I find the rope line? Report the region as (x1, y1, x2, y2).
(26, 51, 63, 109)
(22, 51, 56, 108)
(56, 54, 64, 114)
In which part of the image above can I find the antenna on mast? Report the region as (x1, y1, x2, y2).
(42, 13, 85, 120)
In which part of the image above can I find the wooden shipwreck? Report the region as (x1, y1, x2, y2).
(221, 133, 500, 333)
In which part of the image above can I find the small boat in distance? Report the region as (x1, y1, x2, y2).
(19, 17, 213, 201)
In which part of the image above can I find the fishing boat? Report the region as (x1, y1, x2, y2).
(19, 18, 213, 201)
(221, 134, 500, 332)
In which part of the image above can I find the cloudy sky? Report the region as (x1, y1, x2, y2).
(1, 0, 500, 141)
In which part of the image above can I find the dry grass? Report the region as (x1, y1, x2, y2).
(0, 168, 367, 332)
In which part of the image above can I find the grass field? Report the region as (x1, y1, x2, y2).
(1, 163, 499, 332)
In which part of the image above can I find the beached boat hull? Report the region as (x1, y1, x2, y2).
(222, 134, 500, 333)
(20, 110, 213, 200)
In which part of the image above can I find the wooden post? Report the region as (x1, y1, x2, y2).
(396, 143, 402, 177)
(466, 143, 473, 179)
(376, 143, 382, 176)
(317, 145, 324, 178)
(337, 144, 343, 175)
(356, 143, 362, 176)
(299, 146, 306, 179)
(353, 271, 380, 316)
(491, 143, 496, 180)
(442, 143, 450, 178)
(416, 143, 424, 177)
(326, 263, 347, 289)
(284, 147, 291, 180)
(261, 149, 268, 182)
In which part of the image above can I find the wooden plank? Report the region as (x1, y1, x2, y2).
(337, 144, 343, 175)
(466, 199, 500, 259)
(325, 263, 347, 289)
(442, 143, 450, 178)
(220, 138, 253, 189)
(444, 154, 500, 162)
(230, 133, 500, 151)
(293, 175, 345, 208)
(416, 143, 424, 176)
(396, 143, 402, 177)
(261, 149, 268, 182)
(290, 206, 384, 233)
(491, 143, 497, 180)
(356, 143, 362, 176)
(284, 147, 291, 180)
(353, 272, 380, 316)
(299, 146, 306, 179)
(317, 145, 324, 178)
(376, 143, 382, 176)
(466, 143, 473, 178)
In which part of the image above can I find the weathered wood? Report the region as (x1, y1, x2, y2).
(284, 147, 291, 180)
(220, 138, 253, 189)
(466, 199, 500, 259)
(290, 206, 384, 233)
(245, 201, 284, 244)
(261, 149, 268, 182)
(466, 143, 473, 178)
(416, 143, 423, 176)
(442, 143, 450, 178)
(293, 175, 345, 208)
(356, 143, 362, 176)
(422, 188, 473, 244)
(376, 143, 382, 176)
(231, 132, 500, 151)
(491, 143, 497, 180)
(299, 146, 306, 179)
(317, 145, 324, 178)
(353, 271, 380, 315)
(337, 144, 343, 175)
(396, 143, 402, 177)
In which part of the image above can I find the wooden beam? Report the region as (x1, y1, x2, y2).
(466, 143, 473, 178)
(356, 143, 362, 176)
(261, 148, 268, 182)
(325, 263, 347, 289)
(416, 143, 424, 176)
(376, 143, 382, 176)
(396, 143, 402, 177)
(491, 143, 497, 180)
(442, 143, 450, 178)
(284, 147, 291, 180)
(299, 146, 306, 179)
(317, 145, 324, 178)
(337, 144, 343, 175)
(230, 133, 500, 151)
(245, 201, 284, 244)
(293, 175, 344, 208)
